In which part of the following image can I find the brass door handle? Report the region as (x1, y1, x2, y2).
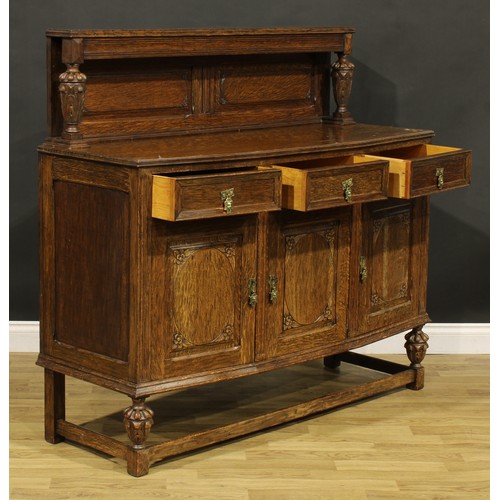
(360, 256, 367, 283)
(436, 168, 444, 189)
(248, 278, 257, 307)
(268, 275, 278, 304)
(220, 188, 235, 213)
(342, 178, 353, 202)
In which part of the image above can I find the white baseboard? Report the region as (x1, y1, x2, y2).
(9, 321, 489, 354)
(354, 323, 490, 354)
(9, 321, 41, 352)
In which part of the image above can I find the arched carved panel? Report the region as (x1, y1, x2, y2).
(355, 199, 425, 336)
(257, 210, 350, 361)
(368, 209, 411, 312)
(283, 230, 335, 329)
(169, 240, 240, 354)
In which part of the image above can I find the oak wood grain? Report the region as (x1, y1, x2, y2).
(39, 123, 434, 166)
(152, 168, 281, 221)
(275, 155, 388, 210)
(37, 27, 471, 477)
(365, 144, 471, 198)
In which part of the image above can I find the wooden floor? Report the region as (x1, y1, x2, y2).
(10, 353, 489, 499)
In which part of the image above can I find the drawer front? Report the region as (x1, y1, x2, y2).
(364, 145, 471, 199)
(152, 168, 281, 221)
(274, 156, 389, 211)
(410, 149, 471, 197)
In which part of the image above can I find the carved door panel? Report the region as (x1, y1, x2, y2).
(257, 209, 350, 360)
(354, 199, 425, 335)
(151, 216, 256, 378)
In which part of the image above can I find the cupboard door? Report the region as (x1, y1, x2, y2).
(258, 209, 350, 360)
(151, 216, 256, 378)
(354, 198, 426, 335)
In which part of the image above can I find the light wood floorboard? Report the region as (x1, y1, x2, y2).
(10, 353, 489, 499)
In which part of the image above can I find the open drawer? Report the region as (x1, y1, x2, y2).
(152, 167, 281, 221)
(271, 155, 389, 211)
(363, 144, 471, 198)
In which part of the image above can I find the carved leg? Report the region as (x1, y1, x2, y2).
(404, 325, 429, 390)
(44, 369, 65, 444)
(324, 354, 342, 370)
(123, 398, 154, 476)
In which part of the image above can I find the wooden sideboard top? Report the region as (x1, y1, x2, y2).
(39, 122, 434, 168)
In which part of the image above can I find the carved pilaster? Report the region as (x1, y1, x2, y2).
(59, 63, 87, 140)
(123, 398, 154, 450)
(404, 325, 429, 368)
(330, 52, 355, 125)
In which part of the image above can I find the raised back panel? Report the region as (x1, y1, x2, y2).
(78, 58, 194, 138)
(46, 28, 354, 141)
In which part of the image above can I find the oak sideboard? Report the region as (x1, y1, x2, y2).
(36, 27, 471, 476)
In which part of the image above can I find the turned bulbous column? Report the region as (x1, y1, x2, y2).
(404, 325, 429, 368)
(59, 63, 87, 140)
(123, 398, 154, 449)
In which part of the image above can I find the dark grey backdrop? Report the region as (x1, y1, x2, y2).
(10, 0, 489, 322)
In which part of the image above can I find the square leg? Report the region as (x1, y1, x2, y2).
(44, 369, 65, 444)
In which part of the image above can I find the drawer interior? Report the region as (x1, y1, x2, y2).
(153, 166, 264, 179)
(372, 144, 461, 160)
(275, 154, 382, 170)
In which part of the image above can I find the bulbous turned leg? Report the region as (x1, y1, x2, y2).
(324, 354, 342, 370)
(124, 398, 154, 476)
(404, 325, 429, 390)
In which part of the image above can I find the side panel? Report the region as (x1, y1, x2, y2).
(39, 155, 132, 380)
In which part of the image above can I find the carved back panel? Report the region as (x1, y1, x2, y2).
(45, 28, 355, 141)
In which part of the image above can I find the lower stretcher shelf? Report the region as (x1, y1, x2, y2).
(50, 351, 423, 477)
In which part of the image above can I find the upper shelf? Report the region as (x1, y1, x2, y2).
(47, 27, 355, 60)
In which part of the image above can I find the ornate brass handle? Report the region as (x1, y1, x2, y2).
(220, 188, 235, 213)
(436, 168, 444, 190)
(359, 256, 367, 283)
(248, 278, 257, 307)
(268, 275, 278, 304)
(342, 178, 353, 202)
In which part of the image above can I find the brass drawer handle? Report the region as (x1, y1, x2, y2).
(342, 178, 353, 202)
(268, 275, 278, 304)
(220, 188, 235, 213)
(360, 256, 368, 283)
(248, 278, 257, 307)
(436, 168, 444, 189)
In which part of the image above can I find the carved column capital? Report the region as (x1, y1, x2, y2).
(330, 52, 355, 125)
(59, 63, 87, 140)
(123, 398, 154, 450)
(404, 325, 429, 368)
